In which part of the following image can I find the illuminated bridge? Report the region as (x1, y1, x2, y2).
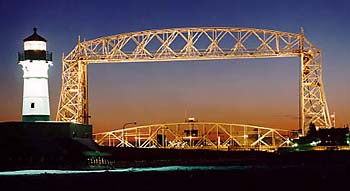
(56, 27, 331, 136)
(93, 122, 294, 151)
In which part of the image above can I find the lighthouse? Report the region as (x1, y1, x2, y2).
(18, 28, 52, 122)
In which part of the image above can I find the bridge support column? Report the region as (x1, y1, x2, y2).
(56, 59, 88, 124)
(300, 50, 331, 135)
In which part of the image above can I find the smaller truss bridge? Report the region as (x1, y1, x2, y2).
(93, 122, 293, 151)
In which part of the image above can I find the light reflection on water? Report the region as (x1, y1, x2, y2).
(0, 165, 263, 176)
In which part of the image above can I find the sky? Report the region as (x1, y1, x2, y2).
(0, 0, 349, 132)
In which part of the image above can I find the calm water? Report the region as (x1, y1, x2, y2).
(0, 165, 260, 176)
(0, 165, 348, 191)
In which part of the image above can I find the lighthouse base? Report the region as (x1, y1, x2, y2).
(22, 115, 50, 122)
(0, 121, 98, 170)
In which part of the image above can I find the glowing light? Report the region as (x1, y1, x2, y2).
(310, 140, 321, 146)
(24, 41, 46, 51)
(286, 139, 291, 144)
(186, 117, 197, 122)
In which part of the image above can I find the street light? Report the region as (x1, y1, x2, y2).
(122, 121, 137, 147)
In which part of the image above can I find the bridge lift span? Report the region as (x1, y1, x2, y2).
(93, 122, 294, 151)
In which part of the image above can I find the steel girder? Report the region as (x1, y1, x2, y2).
(56, 27, 331, 135)
(93, 122, 293, 151)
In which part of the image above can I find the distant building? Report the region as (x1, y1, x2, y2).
(295, 123, 350, 147)
(318, 128, 349, 146)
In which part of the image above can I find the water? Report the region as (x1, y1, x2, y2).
(0, 165, 348, 191)
(0, 165, 260, 176)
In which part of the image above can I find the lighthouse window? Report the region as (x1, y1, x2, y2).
(30, 103, 35, 108)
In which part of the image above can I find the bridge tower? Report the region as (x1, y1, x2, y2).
(18, 28, 53, 122)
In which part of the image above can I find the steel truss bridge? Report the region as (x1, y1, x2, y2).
(56, 27, 331, 135)
(93, 122, 293, 151)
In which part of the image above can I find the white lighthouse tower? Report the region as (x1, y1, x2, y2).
(18, 28, 52, 122)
